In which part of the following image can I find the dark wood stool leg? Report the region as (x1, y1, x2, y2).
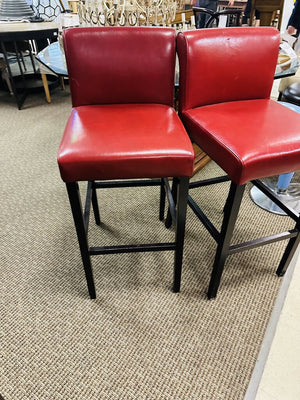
(223, 187, 232, 215)
(165, 178, 179, 228)
(91, 181, 101, 226)
(276, 219, 300, 276)
(173, 176, 190, 293)
(66, 182, 96, 299)
(159, 178, 166, 221)
(207, 183, 245, 299)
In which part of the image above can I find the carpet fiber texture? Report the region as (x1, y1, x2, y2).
(0, 88, 295, 399)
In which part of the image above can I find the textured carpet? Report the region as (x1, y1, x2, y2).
(0, 88, 295, 400)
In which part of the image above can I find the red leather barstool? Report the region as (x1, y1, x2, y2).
(57, 27, 194, 299)
(176, 27, 300, 299)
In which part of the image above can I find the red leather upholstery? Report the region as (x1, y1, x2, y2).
(58, 27, 194, 182)
(181, 99, 300, 184)
(177, 27, 280, 111)
(177, 28, 300, 185)
(63, 27, 176, 108)
(58, 104, 194, 181)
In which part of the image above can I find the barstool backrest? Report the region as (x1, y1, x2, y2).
(177, 27, 280, 112)
(63, 27, 176, 108)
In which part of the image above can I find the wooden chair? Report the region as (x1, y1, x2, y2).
(192, 7, 242, 28)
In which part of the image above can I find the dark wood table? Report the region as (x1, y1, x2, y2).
(250, 0, 284, 29)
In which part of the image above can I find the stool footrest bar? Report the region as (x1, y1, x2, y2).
(188, 195, 220, 242)
(93, 179, 161, 189)
(189, 175, 230, 189)
(228, 229, 298, 255)
(89, 242, 176, 255)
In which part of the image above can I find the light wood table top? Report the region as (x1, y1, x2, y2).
(0, 21, 58, 33)
(0, 21, 58, 39)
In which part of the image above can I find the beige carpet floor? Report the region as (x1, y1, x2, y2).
(0, 87, 295, 399)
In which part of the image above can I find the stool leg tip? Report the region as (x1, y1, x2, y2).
(276, 270, 286, 277)
(172, 285, 180, 293)
(207, 291, 217, 300)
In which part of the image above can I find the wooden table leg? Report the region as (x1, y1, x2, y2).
(60, 76, 65, 91)
(41, 73, 51, 103)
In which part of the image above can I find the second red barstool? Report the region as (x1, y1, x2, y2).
(176, 27, 300, 299)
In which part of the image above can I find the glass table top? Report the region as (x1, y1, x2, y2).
(35, 40, 67, 77)
(275, 56, 299, 80)
(36, 39, 299, 81)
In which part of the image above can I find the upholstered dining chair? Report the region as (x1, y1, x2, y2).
(176, 27, 300, 299)
(57, 27, 194, 299)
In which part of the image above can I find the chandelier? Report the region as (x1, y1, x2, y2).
(77, 0, 184, 27)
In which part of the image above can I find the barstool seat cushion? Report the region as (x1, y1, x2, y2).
(181, 99, 300, 185)
(58, 104, 195, 182)
(283, 82, 300, 105)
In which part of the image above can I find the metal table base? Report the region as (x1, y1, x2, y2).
(250, 176, 300, 216)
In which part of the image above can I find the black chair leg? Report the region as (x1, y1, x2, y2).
(207, 182, 245, 299)
(91, 181, 101, 225)
(276, 219, 300, 276)
(66, 182, 96, 299)
(173, 176, 190, 292)
(159, 178, 166, 221)
(223, 187, 232, 215)
(165, 178, 179, 228)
